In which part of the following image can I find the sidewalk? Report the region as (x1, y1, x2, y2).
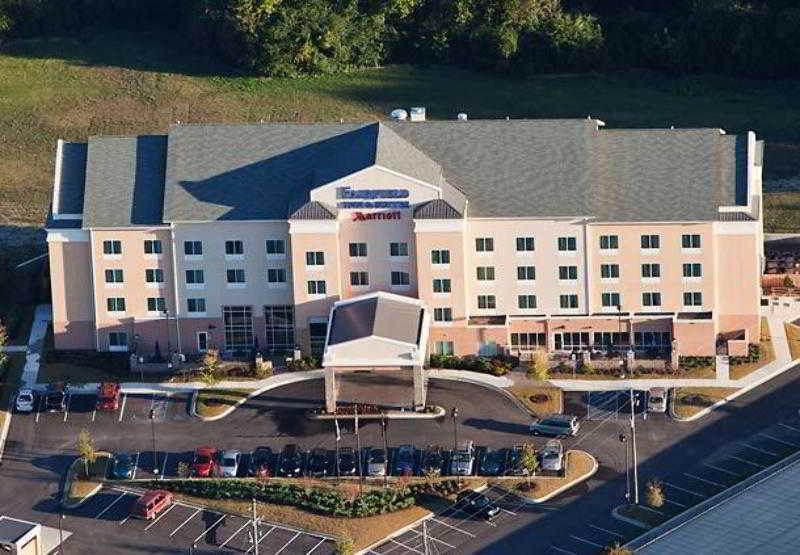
(20, 304, 51, 388)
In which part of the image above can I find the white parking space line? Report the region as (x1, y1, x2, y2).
(551, 546, 577, 555)
(118, 394, 127, 422)
(160, 453, 168, 479)
(95, 492, 129, 519)
(119, 513, 133, 526)
(63, 396, 70, 422)
(429, 517, 476, 537)
(144, 504, 176, 530)
(275, 531, 301, 555)
(306, 538, 328, 554)
(683, 472, 726, 489)
(131, 452, 140, 480)
(738, 442, 778, 457)
(663, 481, 706, 498)
(570, 535, 604, 549)
(169, 508, 200, 537)
(759, 432, 800, 448)
(664, 498, 687, 508)
(588, 524, 624, 538)
(778, 423, 800, 434)
(219, 519, 252, 549)
(409, 528, 456, 549)
(35, 399, 41, 423)
(727, 454, 765, 468)
(246, 526, 275, 554)
(703, 463, 740, 477)
(192, 514, 226, 544)
(91, 408, 97, 422)
(390, 539, 424, 555)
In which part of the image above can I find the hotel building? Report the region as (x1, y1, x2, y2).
(46, 116, 764, 366)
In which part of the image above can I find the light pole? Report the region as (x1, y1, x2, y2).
(58, 512, 65, 554)
(619, 432, 630, 503)
(629, 388, 640, 504)
(163, 309, 171, 357)
(451, 407, 459, 452)
(381, 415, 389, 488)
(149, 408, 159, 475)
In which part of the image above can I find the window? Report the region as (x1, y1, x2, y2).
(642, 292, 662, 307)
(601, 292, 621, 308)
(108, 332, 128, 349)
(511, 333, 547, 349)
(517, 266, 536, 280)
(682, 234, 701, 249)
(390, 242, 408, 257)
(184, 241, 202, 256)
(349, 243, 367, 257)
(557, 237, 577, 251)
(223, 305, 254, 351)
(433, 278, 451, 293)
(309, 321, 328, 357)
(185, 269, 204, 284)
(554, 332, 589, 350)
(306, 251, 325, 266)
(593, 332, 624, 347)
(265, 239, 285, 255)
(641, 234, 660, 249)
(475, 237, 494, 252)
(350, 271, 369, 286)
(307, 280, 326, 295)
(145, 268, 164, 283)
(431, 249, 450, 264)
(642, 263, 661, 278)
(106, 297, 126, 312)
(600, 264, 619, 279)
(225, 240, 244, 256)
(559, 294, 578, 309)
(434, 341, 454, 355)
(391, 271, 410, 286)
(476, 266, 495, 281)
(683, 292, 703, 306)
(477, 295, 496, 309)
(559, 266, 578, 280)
(104, 269, 123, 283)
(516, 237, 535, 251)
(226, 269, 246, 284)
(264, 305, 294, 354)
(634, 331, 672, 348)
(147, 297, 166, 313)
(103, 240, 122, 255)
(267, 268, 287, 283)
(187, 298, 206, 313)
(600, 235, 619, 250)
(144, 240, 162, 255)
(434, 307, 453, 322)
(518, 295, 537, 309)
(683, 263, 702, 278)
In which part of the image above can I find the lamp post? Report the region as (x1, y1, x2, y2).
(381, 415, 389, 488)
(629, 388, 640, 504)
(619, 432, 630, 503)
(451, 407, 459, 452)
(163, 308, 171, 357)
(149, 408, 159, 475)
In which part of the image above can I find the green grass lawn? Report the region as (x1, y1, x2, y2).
(2, 32, 800, 227)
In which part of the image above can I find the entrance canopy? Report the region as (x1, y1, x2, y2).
(322, 292, 429, 368)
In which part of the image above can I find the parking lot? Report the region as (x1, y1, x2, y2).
(66, 485, 335, 554)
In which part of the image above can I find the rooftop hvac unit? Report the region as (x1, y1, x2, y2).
(457, 112, 468, 121)
(389, 108, 408, 121)
(409, 107, 426, 122)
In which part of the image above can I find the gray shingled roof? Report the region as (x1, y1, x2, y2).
(289, 201, 337, 220)
(55, 142, 87, 215)
(414, 199, 462, 219)
(83, 135, 167, 228)
(328, 296, 423, 346)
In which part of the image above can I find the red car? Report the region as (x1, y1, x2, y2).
(191, 447, 218, 477)
(96, 382, 121, 411)
(131, 490, 173, 520)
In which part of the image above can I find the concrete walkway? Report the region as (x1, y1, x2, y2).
(20, 304, 51, 389)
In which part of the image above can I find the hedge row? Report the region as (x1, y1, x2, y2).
(428, 354, 517, 376)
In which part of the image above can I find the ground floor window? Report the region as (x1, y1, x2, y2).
(593, 332, 625, 347)
(510, 332, 546, 350)
(223, 305, 254, 352)
(434, 341, 454, 355)
(478, 341, 498, 356)
(108, 331, 128, 351)
(264, 305, 294, 355)
(554, 332, 590, 350)
(309, 321, 328, 357)
(634, 331, 672, 348)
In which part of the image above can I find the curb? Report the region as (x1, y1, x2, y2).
(493, 451, 598, 504)
(309, 406, 446, 421)
(357, 511, 435, 555)
(61, 481, 104, 509)
(430, 370, 550, 418)
(0, 398, 13, 463)
(611, 505, 652, 530)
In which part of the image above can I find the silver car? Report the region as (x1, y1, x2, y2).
(530, 414, 580, 437)
(450, 440, 475, 476)
(367, 447, 387, 476)
(15, 389, 35, 413)
(648, 387, 667, 413)
(539, 439, 564, 472)
(219, 449, 241, 477)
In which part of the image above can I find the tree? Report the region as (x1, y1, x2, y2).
(199, 349, 222, 385)
(77, 429, 97, 479)
(0, 319, 8, 371)
(603, 543, 633, 555)
(645, 479, 665, 509)
(334, 533, 355, 555)
(527, 350, 550, 381)
(783, 275, 794, 288)
(519, 443, 539, 490)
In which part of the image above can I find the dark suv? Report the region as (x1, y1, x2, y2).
(278, 444, 305, 478)
(44, 383, 67, 412)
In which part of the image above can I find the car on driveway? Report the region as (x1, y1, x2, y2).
(131, 490, 173, 520)
(308, 448, 331, 477)
(539, 440, 565, 473)
(530, 414, 580, 437)
(337, 447, 358, 476)
(111, 453, 135, 479)
(96, 382, 121, 411)
(219, 449, 242, 477)
(456, 490, 500, 520)
(248, 446, 274, 478)
(420, 445, 444, 476)
(15, 389, 36, 413)
(366, 447, 387, 477)
(450, 440, 476, 476)
(479, 448, 506, 476)
(191, 447, 218, 477)
(278, 444, 305, 478)
(393, 444, 416, 476)
(44, 383, 67, 412)
(648, 387, 668, 413)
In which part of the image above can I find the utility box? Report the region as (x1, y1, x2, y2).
(0, 516, 42, 555)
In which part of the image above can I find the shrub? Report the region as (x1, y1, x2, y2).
(603, 543, 633, 555)
(335, 535, 355, 555)
(580, 363, 596, 375)
(529, 393, 550, 404)
(645, 479, 665, 509)
(527, 350, 550, 381)
(286, 356, 320, 372)
(253, 363, 273, 379)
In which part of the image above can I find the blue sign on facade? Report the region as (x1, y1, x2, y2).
(336, 186, 410, 209)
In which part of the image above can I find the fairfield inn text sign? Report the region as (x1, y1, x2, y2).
(336, 186, 410, 209)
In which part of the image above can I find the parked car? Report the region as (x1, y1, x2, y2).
(505, 445, 527, 476)
(219, 449, 241, 477)
(450, 440, 476, 476)
(366, 447, 387, 477)
(44, 383, 67, 412)
(393, 444, 416, 476)
(131, 490, 173, 520)
(420, 445, 444, 476)
(479, 448, 506, 476)
(247, 447, 274, 478)
(308, 448, 331, 477)
(456, 490, 500, 520)
(648, 387, 668, 413)
(539, 440, 565, 473)
(277, 444, 305, 478)
(96, 382, 121, 411)
(15, 389, 36, 413)
(337, 447, 358, 476)
(191, 447, 218, 477)
(530, 414, 580, 437)
(111, 453, 134, 479)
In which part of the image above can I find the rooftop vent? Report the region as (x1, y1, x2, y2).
(457, 112, 468, 121)
(389, 108, 408, 121)
(409, 107, 426, 122)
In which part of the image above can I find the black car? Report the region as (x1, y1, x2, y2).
(337, 447, 358, 476)
(393, 444, 416, 476)
(505, 445, 527, 476)
(277, 444, 305, 478)
(248, 446, 274, 477)
(44, 383, 67, 412)
(456, 490, 501, 520)
(420, 445, 444, 476)
(479, 448, 506, 476)
(307, 448, 331, 477)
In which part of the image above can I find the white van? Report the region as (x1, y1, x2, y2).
(648, 387, 667, 413)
